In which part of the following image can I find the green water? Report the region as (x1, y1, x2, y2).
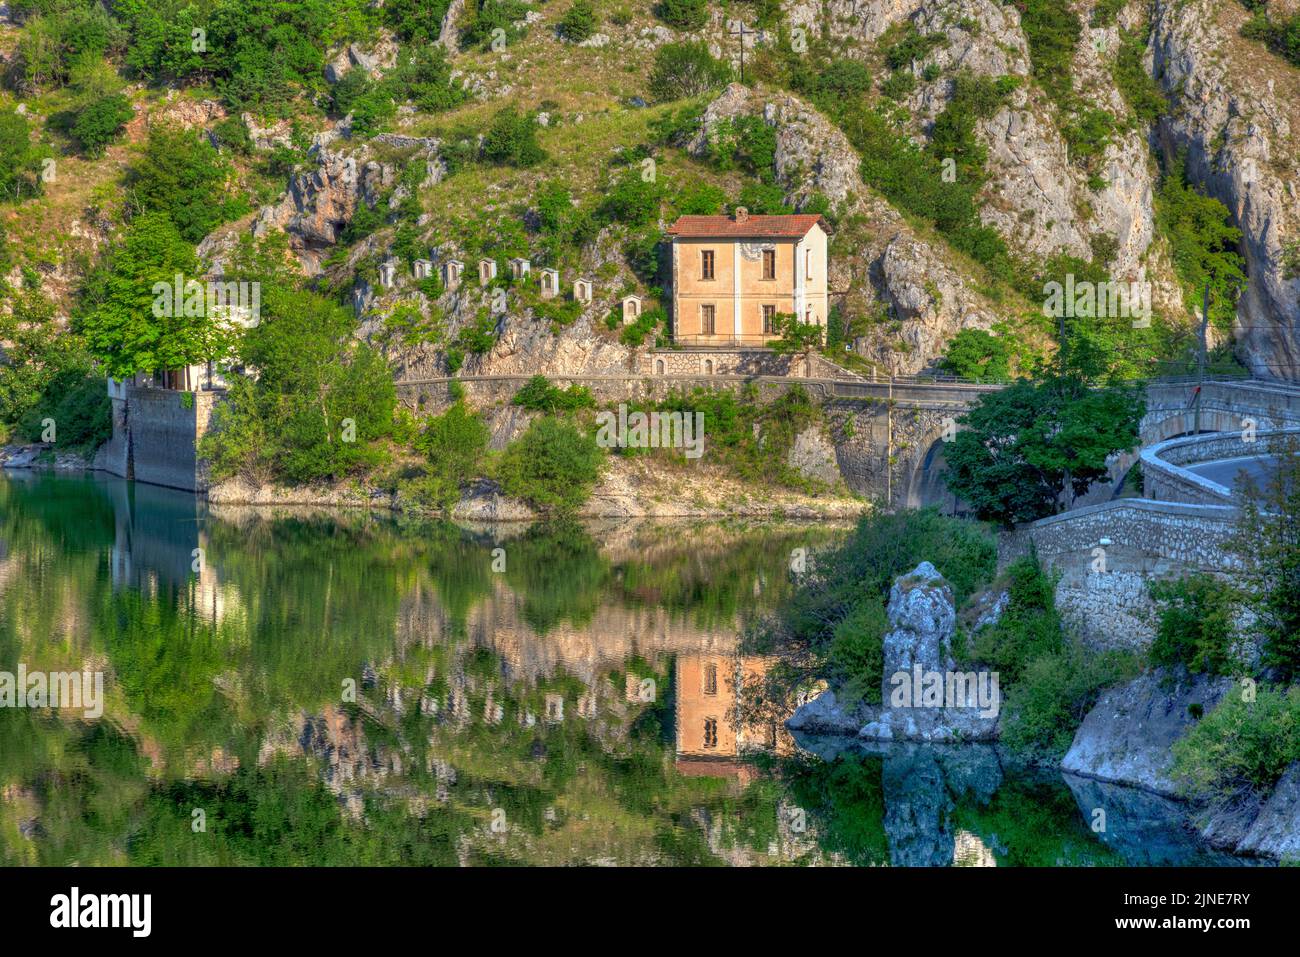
(0, 472, 1222, 866)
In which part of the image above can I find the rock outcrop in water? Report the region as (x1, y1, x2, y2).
(787, 561, 1001, 741)
(1063, 668, 1300, 861)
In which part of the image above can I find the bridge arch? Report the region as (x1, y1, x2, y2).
(1140, 407, 1242, 445)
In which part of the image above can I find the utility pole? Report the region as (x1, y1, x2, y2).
(729, 20, 756, 83)
(886, 354, 894, 509)
(1193, 282, 1209, 434)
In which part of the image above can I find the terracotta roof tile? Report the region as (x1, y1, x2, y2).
(666, 214, 824, 239)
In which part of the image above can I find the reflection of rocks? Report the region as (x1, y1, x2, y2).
(1063, 774, 1248, 867)
(1064, 669, 1298, 861)
(798, 736, 1005, 866)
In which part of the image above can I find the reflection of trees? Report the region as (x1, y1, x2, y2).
(502, 520, 610, 635)
(1, 476, 858, 865)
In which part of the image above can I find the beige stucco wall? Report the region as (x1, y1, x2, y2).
(670, 224, 828, 343)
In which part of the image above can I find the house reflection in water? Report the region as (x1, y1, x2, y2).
(675, 654, 792, 784)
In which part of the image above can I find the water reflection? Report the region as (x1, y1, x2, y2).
(0, 472, 1219, 866)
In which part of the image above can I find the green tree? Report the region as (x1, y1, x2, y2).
(481, 107, 547, 167)
(0, 108, 46, 202)
(944, 374, 1145, 525)
(938, 329, 1011, 381)
(1148, 574, 1244, 676)
(656, 0, 707, 30)
(766, 312, 823, 354)
(497, 416, 605, 512)
(1230, 437, 1300, 681)
(407, 401, 490, 510)
(77, 212, 223, 380)
(128, 125, 244, 242)
(649, 42, 730, 102)
(225, 287, 396, 482)
(1155, 155, 1246, 331)
(70, 93, 134, 157)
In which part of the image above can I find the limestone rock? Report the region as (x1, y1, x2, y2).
(1152, 0, 1300, 382)
(1060, 668, 1234, 795)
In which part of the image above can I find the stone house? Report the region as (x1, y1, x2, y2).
(666, 210, 828, 346)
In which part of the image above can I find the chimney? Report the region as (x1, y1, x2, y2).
(734, 206, 749, 223)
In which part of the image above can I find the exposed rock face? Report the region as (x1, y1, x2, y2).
(785, 687, 870, 734)
(859, 561, 1001, 741)
(786, 426, 843, 487)
(1152, 0, 1300, 382)
(253, 141, 400, 274)
(692, 84, 1000, 373)
(1235, 763, 1300, 861)
(1064, 669, 1300, 861)
(324, 31, 400, 84)
(1062, 669, 1234, 795)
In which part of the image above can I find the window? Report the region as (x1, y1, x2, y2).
(704, 662, 718, 695)
(703, 718, 718, 749)
(762, 305, 776, 334)
(701, 249, 715, 280)
(701, 304, 715, 335)
(805, 248, 812, 280)
(762, 249, 776, 280)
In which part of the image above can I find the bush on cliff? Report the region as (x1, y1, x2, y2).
(1148, 574, 1245, 677)
(1170, 686, 1300, 803)
(402, 401, 490, 511)
(496, 416, 605, 513)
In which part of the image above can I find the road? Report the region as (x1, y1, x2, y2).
(1186, 453, 1294, 494)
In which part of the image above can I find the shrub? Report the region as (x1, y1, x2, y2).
(481, 108, 547, 167)
(600, 170, 663, 227)
(1001, 640, 1139, 763)
(1148, 574, 1244, 676)
(202, 286, 396, 483)
(17, 372, 111, 452)
(497, 416, 605, 512)
(656, 0, 707, 30)
(1170, 687, 1300, 802)
(938, 328, 1011, 381)
(827, 597, 889, 706)
(128, 125, 245, 243)
(648, 42, 730, 102)
(70, 93, 133, 157)
(812, 59, 873, 98)
(558, 0, 597, 42)
(461, 0, 530, 50)
(408, 401, 489, 510)
(0, 108, 46, 202)
(511, 375, 595, 414)
(966, 555, 1064, 682)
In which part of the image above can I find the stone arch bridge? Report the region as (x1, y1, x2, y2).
(396, 372, 1300, 509)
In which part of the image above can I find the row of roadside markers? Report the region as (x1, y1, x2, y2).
(376, 255, 644, 322)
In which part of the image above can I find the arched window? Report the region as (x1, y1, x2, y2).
(655, 359, 665, 375)
(704, 359, 714, 375)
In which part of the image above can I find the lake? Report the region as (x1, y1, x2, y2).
(0, 471, 1236, 866)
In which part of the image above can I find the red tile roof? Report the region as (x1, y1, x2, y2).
(666, 214, 824, 239)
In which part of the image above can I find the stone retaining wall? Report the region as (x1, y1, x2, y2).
(999, 499, 1242, 646)
(106, 386, 223, 492)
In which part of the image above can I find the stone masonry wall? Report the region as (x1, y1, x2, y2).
(119, 386, 222, 492)
(999, 499, 1242, 647)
